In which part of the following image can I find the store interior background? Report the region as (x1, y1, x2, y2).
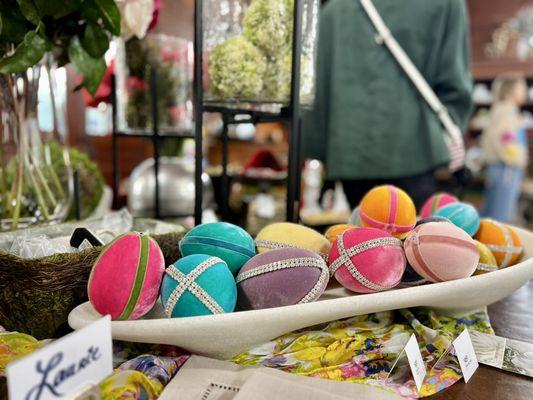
(63, 0, 533, 233)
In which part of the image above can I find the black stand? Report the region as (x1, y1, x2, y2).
(193, 0, 305, 225)
(111, 71, 195, 219)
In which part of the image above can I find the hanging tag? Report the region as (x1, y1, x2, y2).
(404, 334, 427, 391)
(453, 329, 479, 383)
(7, 316, 113, 400)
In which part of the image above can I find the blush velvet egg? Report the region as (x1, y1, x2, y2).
(88, 232, 165, 320)
(328, 227, 406, 294)
(236, 248, 329, 310)
(404, 222, 479, 282)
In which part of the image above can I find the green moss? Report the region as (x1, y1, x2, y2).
(209, 35, 267, 99)
(243, 0, 291, 57)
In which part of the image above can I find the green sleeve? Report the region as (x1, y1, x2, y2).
(431, 0, 473, 133)
(301, 5, 332, 162)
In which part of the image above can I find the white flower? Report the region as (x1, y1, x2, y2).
(117, 0, 155, 40)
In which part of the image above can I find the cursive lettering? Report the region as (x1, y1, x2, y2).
(24, 346, 101, 400)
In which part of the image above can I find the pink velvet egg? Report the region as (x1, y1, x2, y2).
(419, 193, 458, 219)
(236, 248, 329, 310)
(404, 222, 479, 282)
(329, 228, 406, 294)
(88, 232, 165, 320)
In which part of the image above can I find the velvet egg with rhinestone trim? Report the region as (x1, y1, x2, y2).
(328, 227, 406, 294)
(236, 248, 329, 310)
(161, 254, 237, 318)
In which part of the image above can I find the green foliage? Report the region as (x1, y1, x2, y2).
(0, 0, 120, 96)
(0, 30, 48, 73)
(68, 37, 106, 95)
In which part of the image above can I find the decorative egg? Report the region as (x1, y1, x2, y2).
(433, 202, 480, 237)
(180, 222, 255, 275)
(236, 248, 329, 310)
(474, 240, 498, 275)
(88, 233, 165, 320)
(419, 192, 458, 219)
(161, 254, 237, 318)
(404, 222, 479, 282)
(329, 227, 406, 293)
(255, 222, 331, 259)
(348, 206, 362, 226)
(474, 219, 523, 268)
(359, 185, 416, 239)
(324, 224, 357, 244)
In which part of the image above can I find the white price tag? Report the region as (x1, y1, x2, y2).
(7, 316, 113, 400)
(453, 329, 479, 383)
(404, 334, 427, 391)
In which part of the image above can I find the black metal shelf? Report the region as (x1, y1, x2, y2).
(110, 0, 307, 225)
(194, 0, 306, 224)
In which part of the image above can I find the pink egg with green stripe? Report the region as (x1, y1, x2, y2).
(359, 185, 417, 239)
(88, 232, 165, 320)
(419, 193, 458, 219)
(404, 222, 479, 283)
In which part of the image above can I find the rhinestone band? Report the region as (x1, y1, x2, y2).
(329, 234, 403, 292)
(476, 263, 498, 273)
(254, 239, 329, 262)
(236, 256, 329, 304)
(164, 257, 225, 317)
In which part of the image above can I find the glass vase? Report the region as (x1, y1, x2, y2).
(202, 0, 319, 109)
(0, 56, 72, 231)
(115, 34, 194, 134)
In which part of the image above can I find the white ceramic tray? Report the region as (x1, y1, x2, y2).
(69, 226, 533, 359)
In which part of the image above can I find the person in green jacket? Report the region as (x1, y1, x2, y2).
(303, 0, 473, 208)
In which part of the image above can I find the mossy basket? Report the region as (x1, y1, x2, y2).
(0, 218, 183, 339)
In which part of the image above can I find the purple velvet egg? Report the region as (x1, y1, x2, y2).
(236, 248, 329, 310)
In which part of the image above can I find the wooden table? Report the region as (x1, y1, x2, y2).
(432, 279, 533, 399)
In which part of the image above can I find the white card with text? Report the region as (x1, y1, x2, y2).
(404, 334, 427, 391)
(453, 329, 479, 383)
(7, 316, 113, 400)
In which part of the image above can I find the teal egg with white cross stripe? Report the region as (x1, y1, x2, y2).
(161, 254, 237, 318)
(179, 222, 255, 275)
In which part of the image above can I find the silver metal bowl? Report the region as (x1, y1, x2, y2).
(128, 157, 214, 217)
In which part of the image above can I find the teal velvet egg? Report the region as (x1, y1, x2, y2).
(179, 222, 255, 275)
(161, 254, 237, 318)
(434, 202, 480, 237)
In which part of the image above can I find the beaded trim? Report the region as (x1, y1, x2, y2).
(236, 257, 329, 304)
(476, 263, 498, 273)
(329, 234, 402, 291)
(254, 239, 329, 262)
(487, 220, 521, 268)
(164, 257, 225, 317)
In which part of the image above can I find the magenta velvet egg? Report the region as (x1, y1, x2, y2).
(88, 232, 165, 320)
(404, 222, 479, 282)
(236, 248, 329, 310)
(329, 228, 406, 294)
(419, 193, 458, 218)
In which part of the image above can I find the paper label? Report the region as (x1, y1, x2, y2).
(453, 329, 479, 383)
(7, 316, 113, 400)
(404, 334, 427, 391)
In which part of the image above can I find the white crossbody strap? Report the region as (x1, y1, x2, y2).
(360, 0, 465, 170)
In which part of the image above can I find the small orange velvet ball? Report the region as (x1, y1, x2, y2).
(474, 219, 523, 268)
(359, 185, 417, 239)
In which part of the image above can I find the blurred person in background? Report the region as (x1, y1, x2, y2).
(303, 0, 473, 209)
(481, 73, 529, 222)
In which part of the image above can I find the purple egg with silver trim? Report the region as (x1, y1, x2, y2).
(236, 248, 329, 310)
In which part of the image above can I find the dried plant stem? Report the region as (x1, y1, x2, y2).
(26, 159, 50, 221)
(28, 149, 57, 209)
